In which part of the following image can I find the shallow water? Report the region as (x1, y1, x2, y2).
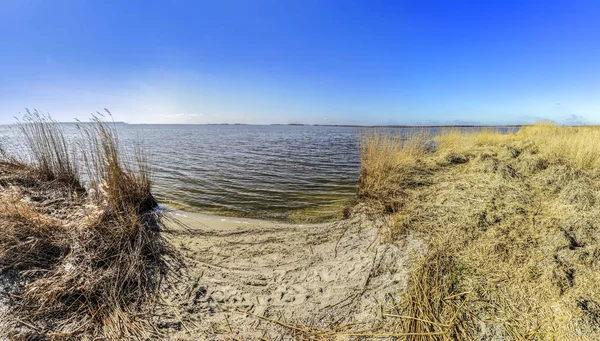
(0, 124, 517, 220)
(138, 124, 362, 218)
(0, 124, 360, 219)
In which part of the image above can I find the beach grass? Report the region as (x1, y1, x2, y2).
(358, 123, 600, 339)
(0, 111, 179, 339)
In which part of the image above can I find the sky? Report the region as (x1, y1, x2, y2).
(0, 0, 599, 125)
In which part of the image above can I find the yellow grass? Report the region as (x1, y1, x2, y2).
(358, 129, 432, 213)
(358, 123, 600, 340)
(520, 123, 600, 171)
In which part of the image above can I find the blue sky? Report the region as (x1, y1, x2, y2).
(0, 0, 599, 125)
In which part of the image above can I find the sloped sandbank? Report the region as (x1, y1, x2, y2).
(160, 211, 424, 339)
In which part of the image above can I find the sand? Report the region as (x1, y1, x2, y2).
(157, 211, 424, 340)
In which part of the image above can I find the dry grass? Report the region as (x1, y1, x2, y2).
(0, 111, 179, 340)
(396, 248, 474, 340)
(358, 123, 600, 340)
(358, 129, 432, 214)
(0, 143, 9, 160)
(16, 109, 81, 188)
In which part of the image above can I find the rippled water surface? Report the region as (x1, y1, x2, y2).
(0, 124, 518, 220)
(0, 124, 362, 219)
(140, 125, 362, 218)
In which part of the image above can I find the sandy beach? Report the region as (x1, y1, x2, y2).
(159, 210, 424, 339)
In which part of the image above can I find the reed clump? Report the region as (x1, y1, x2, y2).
(358, 123, 600, 340)
(16, 110, 81, 188)
(0, 111, 179, 340)
(358, 130, 432, 213)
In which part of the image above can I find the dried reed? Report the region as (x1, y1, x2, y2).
(0, 111, 180, 340)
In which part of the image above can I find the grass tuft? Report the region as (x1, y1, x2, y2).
(0, 111, 180, 339)
(358, 129, 432, 213)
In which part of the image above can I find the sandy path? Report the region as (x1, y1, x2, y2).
(159, 211, 423, 340)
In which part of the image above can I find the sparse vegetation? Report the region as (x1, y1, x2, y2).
(0, 111, 179, 339)
(357, 124, 600, 339)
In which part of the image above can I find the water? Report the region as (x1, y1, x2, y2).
(137, 124, 361, 219)
(0, 123, 518, 220)
(0, 124, 361, 219)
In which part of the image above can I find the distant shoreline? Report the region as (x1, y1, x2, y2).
(7, 121, 600, 128)
(270, 123, 524, 128)
(2, 122, 522, 128)
(5, 122, 597, 128)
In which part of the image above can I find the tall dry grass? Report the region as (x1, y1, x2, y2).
(358, 123, 600, 340)
(519, 123, 600, 171)
(0, 111, 179, 340)
(77, 113, 156, 213)
(358, 129, 432, 212)
(17, 109, 81, 187)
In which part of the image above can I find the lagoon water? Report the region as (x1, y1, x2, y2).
(138, 124, 362, 218)
(0, 124, 361, 219)
(0, 123, 517, 219)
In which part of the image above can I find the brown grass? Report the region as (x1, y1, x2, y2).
(358, 123, 600, 340)
(0, 111, 179, 340)
(16, 109, 81, 188)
